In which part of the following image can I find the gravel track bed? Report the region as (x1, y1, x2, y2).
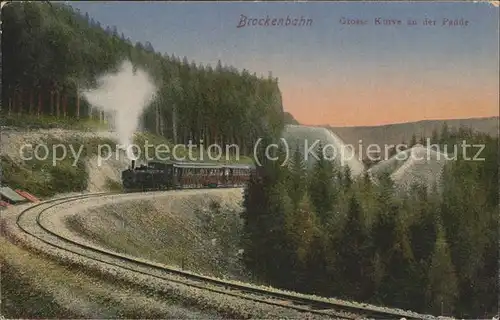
(3, 189, 442, 320)
(2, 191, 333, 319)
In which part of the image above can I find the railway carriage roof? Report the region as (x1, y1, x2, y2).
(146, 160, 254, 169)
(222, 165, 254, 169)
(173, 163, 223, 169)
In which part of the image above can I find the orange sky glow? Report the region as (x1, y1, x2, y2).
(282, 79, 499, 127)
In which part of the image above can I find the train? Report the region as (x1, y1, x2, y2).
(121, 159, 255, 192)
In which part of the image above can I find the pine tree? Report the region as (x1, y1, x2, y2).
(380, 219, 420, 310)
(410, 194, 438, 264)
(431, 128, 439, 144)
(439, 123, 450, 145)
(418, 135, 426, 146)
(303, 228, 329, 294)
(334, 195, 372, 301)
(426, 225, 458, 316)
(371, 202, 398, 262)
(283, 193, 319, 291)
(410, 133, 417, 147)
(241, 135, 292, 286)
(265, 181, 294, 288)
(342, 165, 352, 190)
(308, 143, 334, 223)
(288, 143, 307, 208)
(241, 140, 273, 280)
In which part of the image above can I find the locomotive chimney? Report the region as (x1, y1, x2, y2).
(131, 160, 135, 169)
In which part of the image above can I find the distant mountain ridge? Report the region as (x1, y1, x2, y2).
(284, 115, 498, 160)
(326, 116, 498, 157)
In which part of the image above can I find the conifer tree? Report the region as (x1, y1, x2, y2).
(439, 123, 450, 145)
(418, 135, 426, 146)
(410, 133, 417, 147)
(431, 128, 439, 144)
(241, 135, 293, 286)
(288, 143, 307, 208)
(426, 225, 458, 316)
(380, 219, 420, 310)
(408, 183, 438, 266)
(334, 195, 372, 300)
(342, 165, 352, 190)
(308, 143, 334, 224)
(283, 192, 320, 291)
(241, 136, 277, 280)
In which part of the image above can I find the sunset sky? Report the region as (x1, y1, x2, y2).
(69, 1, 499, 127)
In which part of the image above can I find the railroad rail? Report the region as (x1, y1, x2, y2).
(13, 192, 437, 320)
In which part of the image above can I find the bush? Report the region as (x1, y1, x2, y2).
(105, 178, 123, 192)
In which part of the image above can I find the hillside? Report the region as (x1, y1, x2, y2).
(2, 1, 285, 151)
(282, 124, 365, 176)
(368, 146, 449, 192)
(2, 2, 497, 318)
(283, 112, 300, 125)
(328, 116, 499, 159)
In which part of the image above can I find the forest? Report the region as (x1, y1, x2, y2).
(1, 2, 285, 150)
(2, 2, 498, 318)
(241, 125, 498, 318)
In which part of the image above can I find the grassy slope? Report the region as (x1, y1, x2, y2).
(0, 237, 241, 319)
(64, 196, 247, 280)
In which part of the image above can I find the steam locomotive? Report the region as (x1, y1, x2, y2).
(121, 159, 255, 192)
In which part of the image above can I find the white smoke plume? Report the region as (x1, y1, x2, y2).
(82, 60, 157, 160)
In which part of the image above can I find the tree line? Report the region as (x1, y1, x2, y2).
(241, 124, 498, 318)
(1, 2, 285, 150)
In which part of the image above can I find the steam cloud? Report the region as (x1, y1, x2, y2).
(82, 60, 157, 160)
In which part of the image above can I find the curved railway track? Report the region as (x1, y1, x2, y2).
(13, 192, 435, 320)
